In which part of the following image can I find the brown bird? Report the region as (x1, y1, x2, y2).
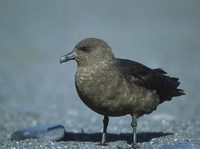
(60, 38, 185, 148)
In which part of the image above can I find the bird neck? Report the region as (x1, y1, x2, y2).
(78, 59, 117, 71)
(77, 56, 116, 68)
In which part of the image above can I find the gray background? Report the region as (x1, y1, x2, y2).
(0, 0, 199, 148)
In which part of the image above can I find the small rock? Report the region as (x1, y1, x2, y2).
(11, 124, 65, 141)
(161, 141, 200, 149)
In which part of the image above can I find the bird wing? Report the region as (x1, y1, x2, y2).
(117, 58, 161, 85)
(116, 58, 184, 102)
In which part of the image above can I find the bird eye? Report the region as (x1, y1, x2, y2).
(80, 46, 88, 52)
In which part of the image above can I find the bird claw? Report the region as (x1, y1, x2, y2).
(131, 143, 140, 149)
(98, 142, 108, 146)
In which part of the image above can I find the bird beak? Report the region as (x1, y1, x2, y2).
(60, 52, 75, 64)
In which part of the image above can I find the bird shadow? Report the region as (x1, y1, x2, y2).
(62, 131, 173, 144)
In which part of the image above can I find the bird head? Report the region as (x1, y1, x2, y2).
(60, 38, 115, 67)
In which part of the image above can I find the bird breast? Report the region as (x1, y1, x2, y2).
(75, 65, 123, 100)
(75, 65, 133, 116)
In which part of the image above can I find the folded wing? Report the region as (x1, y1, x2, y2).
(117, 58, 185, 103)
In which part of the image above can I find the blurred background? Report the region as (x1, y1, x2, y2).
(0, 0, 199, 134)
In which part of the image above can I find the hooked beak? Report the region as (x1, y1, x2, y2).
(60, 52, 75, 64)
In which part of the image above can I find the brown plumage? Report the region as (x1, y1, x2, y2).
(117, 58, 184, 104)
(60, 38, 185, 147)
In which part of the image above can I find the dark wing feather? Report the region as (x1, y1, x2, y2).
(116, 58, 185, 103)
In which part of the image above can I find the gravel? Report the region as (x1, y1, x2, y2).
(0, 98, 200, 149)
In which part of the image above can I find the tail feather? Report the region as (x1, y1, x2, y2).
(168, 77, 180, 88)
(168, 77, 185, 96)
(173, 89, 185, 96)
(159, 76, 185, 103)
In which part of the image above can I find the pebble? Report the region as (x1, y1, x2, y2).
(161, 141, 200, 149)
(11, 124, 65, 141)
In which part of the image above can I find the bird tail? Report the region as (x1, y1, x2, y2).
(169, 77, 185, 96)
(160, 77, 185, 103)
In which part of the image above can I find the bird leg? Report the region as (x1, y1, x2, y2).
(131, 115, 139, 148)
(101, 116, 109, 145)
